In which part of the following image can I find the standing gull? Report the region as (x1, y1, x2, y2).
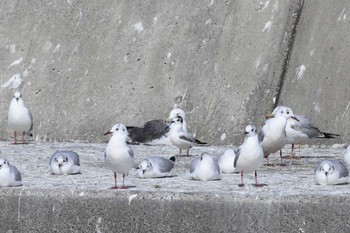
(8, 91, 33, 144)
(260, 106, 299, 165)
(49, 150, 81, 175)
(0, 158, 22, 187)
(189, 152, 221, 181)
(234, 125, 264, 187)
(269, 106, 340, 158)
(169, 115, 198, 156)
(218, 148, 237, 174)
(137, 156, 176, 178)
(104, 123, 135, 189)
(315, 160, 349, 185)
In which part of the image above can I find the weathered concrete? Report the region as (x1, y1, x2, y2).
(0, 141, 349, 232)
(0, 0, 305, 145)
(277, 1, 350, 144)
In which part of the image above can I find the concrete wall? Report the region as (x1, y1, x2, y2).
(1, 189, 349, 233)
(0, 0, 348, 145)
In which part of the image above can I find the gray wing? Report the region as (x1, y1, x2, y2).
(180, 134, 195, 143)
(127, 120, 169, 143)
(296, 114, 312, 126)
(28, 109, 33, 132)
(64, 151, 80, 166)
(189, 158, 200, 174)
(128, 147, 134, 158)
(10, 165, 21, 182)
(149, 156, 175, 173)
(291, 123, 322, 139)
(332, 160, 349, 178)
(233, 148, 240, 168)
(258, 130, 264, 143)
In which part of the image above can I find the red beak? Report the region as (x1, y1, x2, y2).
(104, 131, 112, 136)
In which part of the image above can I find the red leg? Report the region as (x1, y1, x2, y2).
(111, 173, 118, 189)
(254, 171, 264, 187)
(121, 174, 126, 189)
(238, 171, 244, 187)
(22, 131, 26, 144)
(289, 144, 294, 160)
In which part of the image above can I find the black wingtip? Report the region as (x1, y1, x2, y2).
(169, 156, 176, 162)
(195, 139, 207, 144)
(319, 132, 341, 139)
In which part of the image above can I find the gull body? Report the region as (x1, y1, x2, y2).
(169, 115, 196, 156)
(104, 123, 134, 189)
(234, 125, 264, 187)
(0, 158, 22, 187)
(218, 148, 237, 173)
(137, 156, 176, 178)
(342, 145, 350, 170)
(315, 160, 349, 185)
(8, 91, 33, 144)
(49, 150, 80, 175)
(189, 152, 221, 181)
(260, 106, 298, 163)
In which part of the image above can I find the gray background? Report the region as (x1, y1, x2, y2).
(0, 0, 349, 145)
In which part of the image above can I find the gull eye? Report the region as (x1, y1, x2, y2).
(287, 111, 290, 114)
(116, 128, 119, 131)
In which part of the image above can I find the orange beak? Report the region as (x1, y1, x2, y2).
(265, 113, 274, 119)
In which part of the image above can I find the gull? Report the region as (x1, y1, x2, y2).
(218, 148, 237, 173)
(104, 123, 135, 189)
(234, 125, 264, 187)
(341, 145, 350, 170)
(269, 106, 340, 159)
(315, 160, 349, 185)
(49, 150, 81, 175)
(0, 158, 22, 187)
(260, 106, 299, 165)
(137, 156, 176, 178)
(127, 108, 187, 145)
(8, 91, 33, 144)
(189, 152, 221, 181)
(169, 115, 202, 156)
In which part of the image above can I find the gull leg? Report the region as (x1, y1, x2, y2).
(254, 171, 264, 187)
(298, 144, 301, 159)
(279, 150, 286, 166)
(179, 149, 182, 157)
(112, 173, 118, 189)
(186, 149, 190, 157)
(13, 131, 17, 144)
(289, 144, 294, 160)
(238, 171, 245, 187)
(22, 131, 26, 144)
(121, 174, 126, 189)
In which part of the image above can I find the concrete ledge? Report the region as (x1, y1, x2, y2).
(1, 189, 349, 232)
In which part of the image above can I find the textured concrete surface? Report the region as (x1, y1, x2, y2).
(0, 0, 305, 145)
(277, 0, 350, 144)
(0, 141, 350, 232)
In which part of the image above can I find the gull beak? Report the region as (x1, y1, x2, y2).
(104, 131, 112, 136)
(265, 113, 274, 119)
(58, 164, 62, 168)
(142, 170, 146, 175)
(244, 130, 248, 135)
(291, 116, 300, 122)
